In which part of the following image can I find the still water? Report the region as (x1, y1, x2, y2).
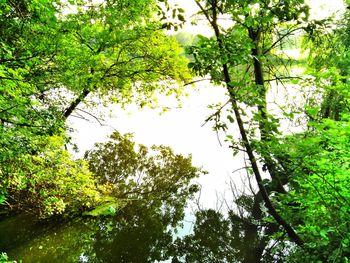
(0, 209, 176, 263)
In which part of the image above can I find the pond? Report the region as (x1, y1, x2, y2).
(0, 208, 178, 263)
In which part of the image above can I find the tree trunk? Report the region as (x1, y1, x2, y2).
(195, 0, 304, 246)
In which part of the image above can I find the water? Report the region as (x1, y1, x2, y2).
(0, 85, 236, 263)
(0, 209, 177, 263)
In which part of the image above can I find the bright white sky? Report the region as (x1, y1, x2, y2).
(70, 84, 238, 209)
(70, 0, 346, 210)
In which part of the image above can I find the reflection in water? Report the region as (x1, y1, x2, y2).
(0, 132, 203, 262)
(92, 207, 173, 263)
(0, 205, 271, 263)
(0, 214, 95, 263)
(0, 205, 175, 263)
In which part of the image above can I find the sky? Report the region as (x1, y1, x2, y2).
(69, 83, 240, 209)
(69, 0, 346, 211)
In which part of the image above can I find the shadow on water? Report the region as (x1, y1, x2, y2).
(0, 207, 175, 263)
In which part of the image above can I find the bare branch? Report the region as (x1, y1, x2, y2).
(264, 76, 303, 83)
(263, 27, 304, 55)
(76, 108, 105, 126)
(184, 78, 212, 86)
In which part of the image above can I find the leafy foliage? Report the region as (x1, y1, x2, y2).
(0, 252, 17, 263)
(0, 133, 203, 262)
(174, 0, 350, 262)
(2, 0, 350, 262)
(182, 0, 311, 250)
(269, 118, 350, 262)
(86, 131, 203, 226)
(269, 4, 350, 261)
(0, 0, 191, 217)
(2, 135, 100, 217)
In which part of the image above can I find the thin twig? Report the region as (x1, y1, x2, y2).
(201, 99, 230, 127)
(76, 108, 105, 126)
(184, 78, 212, 86)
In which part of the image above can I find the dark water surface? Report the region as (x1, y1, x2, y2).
(0, 210, 174, 263)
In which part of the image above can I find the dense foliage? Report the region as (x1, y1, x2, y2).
(0, 133, 202, 262)
(86, 131, 202, 226)
(1, 0, 350, 262)
(0, 0, 190, 217)
(273, 118, 350, 261)
(168, 0, 350, 262)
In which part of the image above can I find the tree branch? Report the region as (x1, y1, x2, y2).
(62, 89, 91, 120)
(263, 27, 304, 55)
(199, 1, 304, 246)
(76, 108, 105, 126)
(0, 117, 46, 128)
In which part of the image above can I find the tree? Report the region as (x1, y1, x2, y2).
(181, 0, 310, 246)
(1, 132, 203, 262)
(85, 131, 203, 226)
(173, 0, 350, 261)
(170, 178, 283, 263)
(2, 135, 102, 217)
(0, 0, 98, 214)
(57, 0, 191, 119)
(0, 0, 191, 216)
(265, 3, 350, 260)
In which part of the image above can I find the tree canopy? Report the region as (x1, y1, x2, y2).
(1, 0, 350, 262)
(168, 0, 350, 262)
(0, 0, 191, 217)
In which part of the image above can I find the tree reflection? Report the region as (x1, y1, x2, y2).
(2, 204, 179, 262)
(1, 131, 202, 263)
(170, 186, 281, 263)
(91, 205, 173, 262)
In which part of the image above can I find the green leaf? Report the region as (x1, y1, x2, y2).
(83, 202, 119, 217)
(177, 14, 185, 22)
